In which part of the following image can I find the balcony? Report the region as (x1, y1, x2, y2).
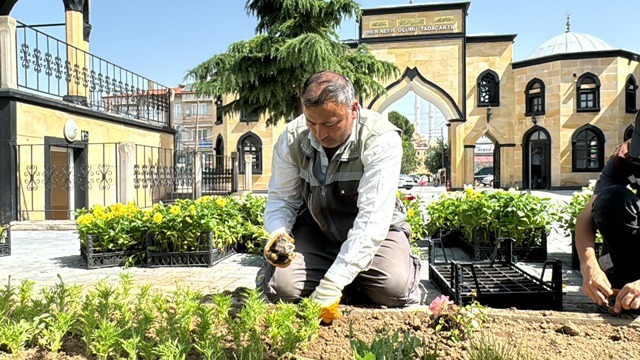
(15, 20, 170, 127)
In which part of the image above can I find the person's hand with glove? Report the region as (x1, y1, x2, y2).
(311, 278, 343, 324)
(263, 229, 296, 268)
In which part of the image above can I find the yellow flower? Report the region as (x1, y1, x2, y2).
(407, 209, 415, 218)
(465, 187, 475, 197)
(215, 197, 227, 207)
(76, 213, 94, 226)
(169, 205, 180, 215)
(153, 213, 163, 224)
(189, 205, 196, 215)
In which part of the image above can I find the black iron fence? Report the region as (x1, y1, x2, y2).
(14, 143, 236, 220)
(202, 153, 235, 195)
(16, 21, 170, 127)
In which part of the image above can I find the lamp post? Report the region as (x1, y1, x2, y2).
(194, 99, 200, 153)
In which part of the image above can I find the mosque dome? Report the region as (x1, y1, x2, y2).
(528, 16, 613, 59)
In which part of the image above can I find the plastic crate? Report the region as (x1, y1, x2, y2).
(428, 237, 563, 310)
(81, 234, 143, 269)
(146, 232, 233, 268)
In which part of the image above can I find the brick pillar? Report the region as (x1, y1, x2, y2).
(63, 1, 89, 104)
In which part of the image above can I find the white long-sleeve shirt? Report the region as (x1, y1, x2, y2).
(264, 111, 403, 289)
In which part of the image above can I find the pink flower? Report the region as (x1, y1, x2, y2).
(429, 295, 454, 315)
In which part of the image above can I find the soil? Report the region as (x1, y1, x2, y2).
(297, 307, 640, 360)
(3, 307, 640, 360)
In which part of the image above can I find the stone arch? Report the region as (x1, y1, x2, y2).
(366, 67, 463, 122)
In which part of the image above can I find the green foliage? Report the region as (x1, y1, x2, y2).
(77, 194, 270, 256)
(468, 334, 535, 360)
(555, 180, 596, 235)
(349, 324, 437, 360)
(401, 193, 428, 244)
(186, 0, 398, 125)
(388, 111, 418, 174)
(424, 138, 447, 174)
(265, 298, 321, 357)
(75, 202, 147, 253)
(0, 275, 321, 359)
(425, 188, 555, 247)
(431, 301, 488, 342)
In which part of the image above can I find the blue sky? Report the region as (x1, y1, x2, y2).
(13, 0, 640, 132)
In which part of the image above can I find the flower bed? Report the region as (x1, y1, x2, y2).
(75, 195, 270, 269)
(0, 225, 10, 257)
(75, 203, 147, 268)
(425, 188, 554, 261)
(463, 226, 547, 262)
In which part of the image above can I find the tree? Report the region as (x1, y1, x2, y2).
(186, 0, 399, 125)
(387, 111, 417, 174)
(424, 138, 447, 174)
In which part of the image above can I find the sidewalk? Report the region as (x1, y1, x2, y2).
(0, 224, 600, 314)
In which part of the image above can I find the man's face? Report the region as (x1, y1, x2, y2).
(303, 101, 358, 149)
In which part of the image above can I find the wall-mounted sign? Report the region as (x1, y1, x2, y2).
(361, 9, 464, 39)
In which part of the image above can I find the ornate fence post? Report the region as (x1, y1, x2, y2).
(243, 153, 253, 194)
(193, 151, 202, 199)
(118, 142, 135, 204)
(0, 15, 17, 89)
(231, 152, 238, 193)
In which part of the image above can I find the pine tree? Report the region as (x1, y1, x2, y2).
(185, 0, 398, 125)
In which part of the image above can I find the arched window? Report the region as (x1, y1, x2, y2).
(576, 73, 600, 112)
(572, 125, 605, 172)
(624, 125, 634, 142)
(626, 75, 638, 113)
(525, 78, 545, 116)
(237, 132, 262, 174)
(477, 70, 500, 107)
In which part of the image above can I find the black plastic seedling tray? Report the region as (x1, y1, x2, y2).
(428, 237, 563, 310)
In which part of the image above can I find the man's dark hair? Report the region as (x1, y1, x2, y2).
(301, 71, 355, 108)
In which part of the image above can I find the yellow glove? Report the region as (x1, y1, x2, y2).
(311, 278, 343, 324)
(263, 230, 296, 268)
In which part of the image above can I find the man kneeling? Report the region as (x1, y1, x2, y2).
(256, 71, 422, 323)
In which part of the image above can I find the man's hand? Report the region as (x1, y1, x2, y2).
(311, 278, 342, 324)
(612, 280, 640, 314)
(581, 260, 613, 306)
(263, 231, 295, 268)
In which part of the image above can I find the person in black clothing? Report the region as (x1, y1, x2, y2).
(575, 111, 640, 314)
(531, 147, 543, 189)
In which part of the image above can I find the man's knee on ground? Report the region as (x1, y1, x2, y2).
(261, 267, 304, 303)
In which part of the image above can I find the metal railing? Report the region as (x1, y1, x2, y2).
(16, 21, 171, 127)
(14, 143, 237, 220)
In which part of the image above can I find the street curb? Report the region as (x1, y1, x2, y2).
(10, 221, 77, 231)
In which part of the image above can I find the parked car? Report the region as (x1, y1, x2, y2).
(480, 174, 494, 187)
(398, 175, 416, 190)
(474, 167, 493, 184)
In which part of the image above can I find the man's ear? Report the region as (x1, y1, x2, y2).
(351, 101, 359, 117)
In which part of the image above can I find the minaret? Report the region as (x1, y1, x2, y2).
(428, 103, 435, 143)
(414, 93, 421, 138)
